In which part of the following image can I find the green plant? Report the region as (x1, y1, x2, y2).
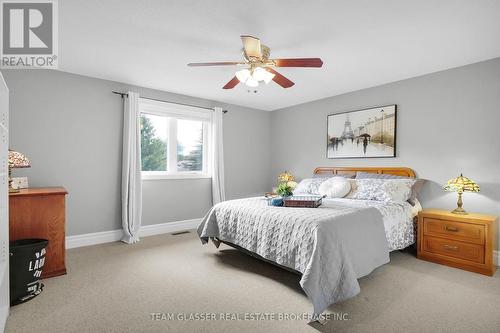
(276, 183, 292, 197)
(276, 181, 297, 197)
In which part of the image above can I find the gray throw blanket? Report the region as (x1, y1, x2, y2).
(197, 197, 390, 316)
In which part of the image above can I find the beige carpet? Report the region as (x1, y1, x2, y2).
(5, 231, 500, 333)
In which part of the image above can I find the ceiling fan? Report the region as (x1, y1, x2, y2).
(187, 35, 323, 89)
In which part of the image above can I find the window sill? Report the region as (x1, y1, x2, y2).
(142, 173, 212, 180)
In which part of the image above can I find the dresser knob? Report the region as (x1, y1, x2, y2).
(445, 225, 459, 232)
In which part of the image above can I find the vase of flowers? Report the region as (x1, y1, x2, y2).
(276, 171, 297, 198)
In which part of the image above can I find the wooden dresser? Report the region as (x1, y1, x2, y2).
(9, 187, 68, 278)
(417, 209, 498, 276)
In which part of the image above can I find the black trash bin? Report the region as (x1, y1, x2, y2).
(9, 239, 49, 306)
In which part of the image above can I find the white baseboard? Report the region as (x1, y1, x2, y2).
(66, 229, 122, 249)
(66, 218, 201, 249)
(139, 219, 201, 237)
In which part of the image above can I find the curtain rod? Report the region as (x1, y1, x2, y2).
(112, 91, 228, 113)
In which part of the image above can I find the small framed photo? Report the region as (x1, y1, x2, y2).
(11, 177, 29, 189)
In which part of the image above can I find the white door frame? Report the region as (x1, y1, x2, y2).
(0, 71, 10, 331)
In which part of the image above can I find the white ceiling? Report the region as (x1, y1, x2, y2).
(60, 0, 500, 111)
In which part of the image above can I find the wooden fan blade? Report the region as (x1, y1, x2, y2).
(273, 58, 323, 68)
(222, 76, 240, 89)
(241, 35, 262, 58)
(188, 61, 243, 67)
(267, 68, 295, 88)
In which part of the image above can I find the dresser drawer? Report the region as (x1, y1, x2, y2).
(422, 236, 484, 264)
(423, 218, 484, 245)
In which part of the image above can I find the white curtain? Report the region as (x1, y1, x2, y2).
(121, 91, 142, 244)
(211, 107, 226, 204)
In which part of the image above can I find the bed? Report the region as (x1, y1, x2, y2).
(197, 166, 418, 318)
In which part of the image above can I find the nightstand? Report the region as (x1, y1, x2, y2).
(417, 209, 498, 276)
(9, 187, 68, 278)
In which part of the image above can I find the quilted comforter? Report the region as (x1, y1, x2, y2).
(197, 197, 390, 316)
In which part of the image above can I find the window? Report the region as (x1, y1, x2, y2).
(177, 119, 204, 172)
(140, 98, 211, 179)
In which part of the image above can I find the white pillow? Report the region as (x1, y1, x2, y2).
(318, 177, 351, 198)
(347, 178, 416, 202)
(293, 178, 329, 195)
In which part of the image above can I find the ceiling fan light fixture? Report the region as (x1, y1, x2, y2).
(245, 76, 259, 87)
(252, 67, 275, 84)
(235, 69, 251, 83)
(235, 68, 262, 87)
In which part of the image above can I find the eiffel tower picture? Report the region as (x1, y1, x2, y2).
(341, 115, 354, 139)
(327, 105, 397, 158)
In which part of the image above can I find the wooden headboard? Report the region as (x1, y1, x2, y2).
(313, 166, 416, 178)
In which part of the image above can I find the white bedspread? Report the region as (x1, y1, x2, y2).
(323, 198, 416, 251)
(197, 197, 392, 316)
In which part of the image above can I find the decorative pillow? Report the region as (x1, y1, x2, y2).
(355, 171, 425, 203)
(293, 178, 329, 195)
(347, 178, 416, 202)
(318, 177, 351, 198)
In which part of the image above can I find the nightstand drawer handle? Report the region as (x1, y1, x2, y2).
(445, 225, 459, 232)
(443, 244, 459, 251)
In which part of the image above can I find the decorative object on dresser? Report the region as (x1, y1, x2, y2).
(417, 209, 497, 276)
(327, 105, 397, 159)
(443, 173, 480, 214)
(9, 187, 68, 278)
(7, 150, 30, 193)
(11, 177, 28, 190)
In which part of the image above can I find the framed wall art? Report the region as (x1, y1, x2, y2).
(327, 105, 397, 159)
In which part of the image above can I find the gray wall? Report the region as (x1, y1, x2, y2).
(270, 58, 500, 243)
(2, 69, 271, 236)
(4, 57, 500, 240)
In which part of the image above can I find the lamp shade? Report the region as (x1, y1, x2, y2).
(8, 149, 31, 168)
(235, 67, 276, 87)
(443, 173, 479, 193)
(245, 76, 259, 87)
(235, 69, 251, 83)
(252, 67, 275, 84)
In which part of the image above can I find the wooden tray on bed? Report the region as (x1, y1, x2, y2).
(283, 195, 323, 208)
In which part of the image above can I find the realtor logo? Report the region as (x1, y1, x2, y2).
(1, 0, 58, 68)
